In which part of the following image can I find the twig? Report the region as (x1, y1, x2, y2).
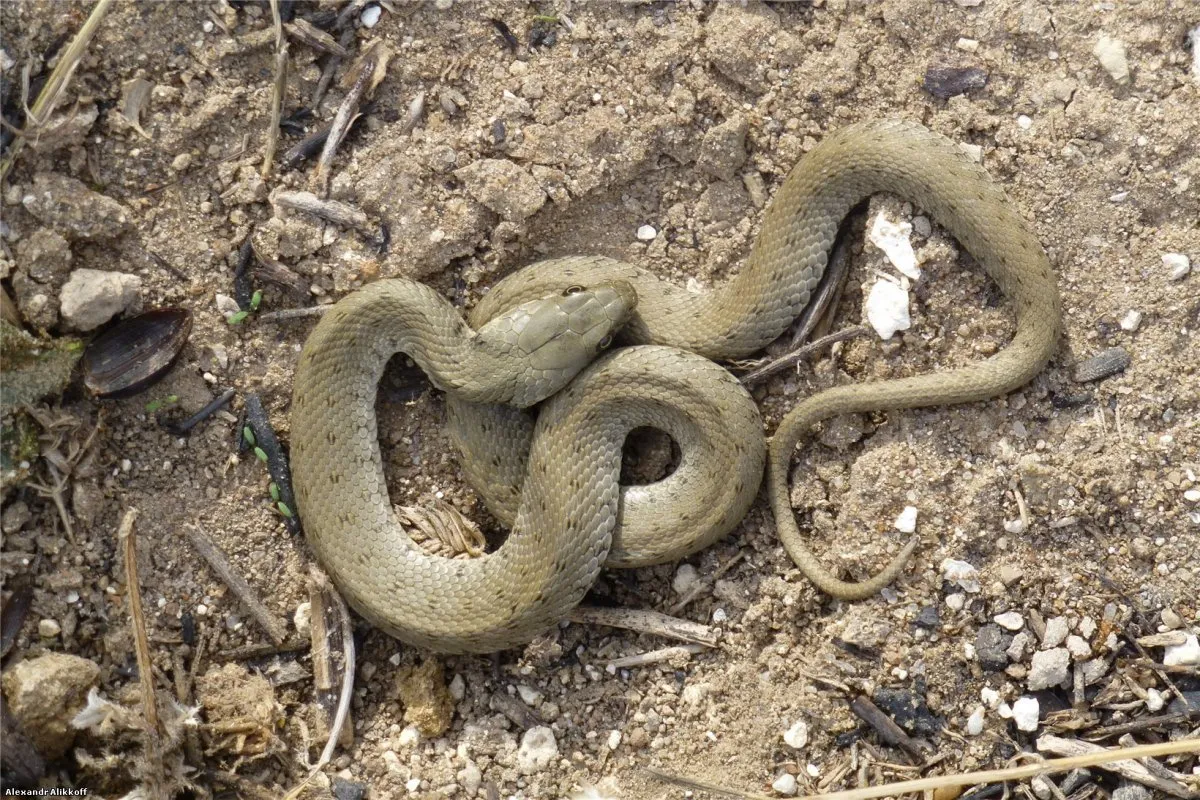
(184, 523, 288, 645)
(738, 326, 869, 385)
(273, 190, 373, 234)
(165, 387, 236, 435)
(313, 43, 388, 195)
(216, 640, 309, 662)
(261, 42, 289, 179)
(848, 695, 926, 762)
(489, 693, 543, 730)
(645, 738, 1200, 800)
(118, 508, 167, 800)
(568, 606, 717, 646)
(1037, 735, 1195, 798)
(606, 644, 707, 669)
(0, 0, 115, 181)
(257, 306, 330, 323)
(283, 569, 356, 800)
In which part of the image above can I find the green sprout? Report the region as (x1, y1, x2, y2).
(145, 394, 180, 413)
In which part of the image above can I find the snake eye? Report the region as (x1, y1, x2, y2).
(597, 334, 613, 350)
(563, 285, 584, 296)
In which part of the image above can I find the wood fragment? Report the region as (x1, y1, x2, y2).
(118, 508, 168, 800)
(273, 190, 373, 234)
(489, 693, 543, 730)
(646, 738, 1200, 800)
(1086, 708, 1200, 740)
(283, 568, 356, 800)
(313, 42, 389, 195)
(848, 695, 926, 762)
(165, 387, 236, 435)
(121, 77, 153, 139)
(568, 606, 717, 647)
(606, 644, 707, 669)
(261, 43, 289, 179)
(184, 523, 288, 645)
(1036, 735, 1195, 798)
(285, 18, 348, 57)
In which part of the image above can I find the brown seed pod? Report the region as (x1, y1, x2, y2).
(81, 308, 192, 398)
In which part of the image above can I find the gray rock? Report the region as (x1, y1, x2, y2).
(976, 624, 1011, 671)
(915, 605, 941, 629)
(1111, 782, 1151, 800)
(59, 268, 142, 331)
(1028, 648, 1070, 690)
(0, 652, 100, 760)
(456, 159, 546, 222)
(22, 172, 132, 241)
(697, 114, 748, 181)
(516, 725, 558, 773)
(13, 229, 72, 329)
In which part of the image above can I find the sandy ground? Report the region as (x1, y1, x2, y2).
(1, 1, 1198, 798)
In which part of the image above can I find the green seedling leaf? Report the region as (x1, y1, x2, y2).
(227, 310, 250, 326)
(242, 426, 256, 447)
(254, 446, 268, 463)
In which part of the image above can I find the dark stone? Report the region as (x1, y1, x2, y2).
(873, 682, 941, 737)
(332, 777, 366, 800)
(915, 605, 941, 629)
(975, 624, 1011, 671)
(923, 65, 988, 99)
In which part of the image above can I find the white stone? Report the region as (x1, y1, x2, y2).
(396, 723, 421, 747)
(953, 0, 983, 6)
(783, 719, 808, 749)
(449, 673, 466, 701)
(38, 618, 61, 637)
(607, 730, 622, 750)
(1012, 696, 1040, 731)
(517, 684, 542, 706)
(865, 279, 911, 340)
(517, 726, 558, 773)
(772, 773, 798, 796)
(1017, 114, 1033, 130)
(868, 212, 921, 279)
(1028, 648, 1070, 690)
(293, 602, 311, 637)
(59, 269, 142, 331)
(955, 38, 979, 52)
(941, 559, 981, 593)
(965, 706, 985, 735)
(994, 612, 1024, 631)
(360, 3, 381, 28)
(1192, 25, 1200, 86)
(1065, 635, 1092, 660)
(636, 224, 657, 241)
(1184, 489, 1200, 503)
(1163, 253, 1190, 281)
(981, 687, 1001, 708)
(1163, 633, 1200, 666)
(1119, 309, 1142, 332)
(1042, 616, 1070, 648)
(1093, 35, 1130, 84)
(894, 506, 918, 533)
(458, 761, 482, 796)
(712, 607, 727, 624)
(673, 563, 699, 595)
(1145, 688, 1165, 712)
(405, 778, 421, 792)
(945, 593, 966, 611)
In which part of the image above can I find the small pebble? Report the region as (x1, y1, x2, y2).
(965, 706, 985, 735)
(38, 618, 61, 638)
(942, 559, 981, 592)
(1119, 310, 1142, 332)
(1162, 252, 1190, 281)
(894, 506, 918, 533)
(1161, 607, 1184, 628)
(994, 611, 1024, 631)
(1066, 635, 1092, 660)
(360, 3, 381, 28)
(945, 593, 966, 611)
(293, 603, 312, 637)
(1012, 696, 1040, 731)
(864, 279, 911, 340)
(1028, 648, 1070, 690)
(1017, 114, 1033, 130)
(673, 564, 699, 595)
(783, 720, 808, 749)
(1093, 35, 1130, 84)
(955, 38, 979, 52)
(1145, 688, 1165, 712)
(869, 213, 921, 279)
(396, 724, 421, 747)
(517, 726, 558, 774)
(449, 673, 466, 701)
(1183, 490, 1200, 504)
(1042, 616, 1070, 648)
(607, 730, 621, 750)
(636, 224, 657, 241)
(772, 773, 798, 796)
(712, 607, 727, 624)
(1163, 633, 1200, 666)
(980, 687, 1000, 708)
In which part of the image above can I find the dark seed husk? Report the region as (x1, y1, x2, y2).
(82, 308, 192, 398)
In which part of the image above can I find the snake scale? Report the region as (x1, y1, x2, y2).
(291, 119, 1062, 652)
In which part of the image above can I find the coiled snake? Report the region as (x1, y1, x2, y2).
(291, 119, 1061, 652)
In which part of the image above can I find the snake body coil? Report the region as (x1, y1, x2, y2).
(291, 119, 1061, 652)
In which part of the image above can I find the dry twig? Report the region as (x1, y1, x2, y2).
(184, 523, 288, 645)
(568, 606, 717, 646)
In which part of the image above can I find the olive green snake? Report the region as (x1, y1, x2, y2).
(290, 119, 1061, 653)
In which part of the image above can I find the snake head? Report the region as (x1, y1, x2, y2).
(483, 280, 637, 406)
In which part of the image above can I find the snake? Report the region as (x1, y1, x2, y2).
(290, 119, 1062, 652)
